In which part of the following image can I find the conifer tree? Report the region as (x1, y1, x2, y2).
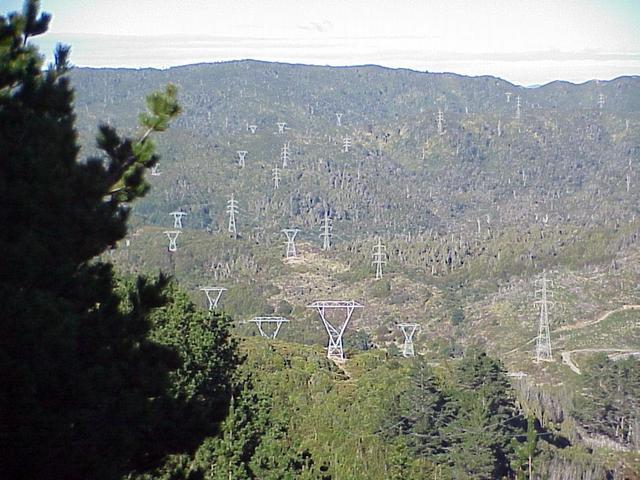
(511, 418, 538, 478)
(402, 357, 452, 459)
(573, 354, 640, 449)
(445, 394, 498, 479)
(0, 2, 235, 478)
(447, 349, 524, 478)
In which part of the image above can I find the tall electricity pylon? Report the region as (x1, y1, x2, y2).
(281, 143, 290, 167)
(272, 165, 281, 189)
(343, 136, 351, 152)
(237, 150, 247, 168)
(320, 210, 332, 250)
(282, 228, 300, 258)
(437, 109, 445, 135)
(534, 273, 554, 363)
(169, 211, 187, 229)
(372, 238, 387, 279)
(308, 301, 363, 360)
(163, 230, 180, 252)
(227, 194, 239, 238)
(199, 287, 226, 310)
(398, 323, 419, 357)
(249, 316, 290, 339)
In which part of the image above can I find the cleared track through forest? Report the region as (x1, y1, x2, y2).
(502, 304, 640, 358)
(561, 349, 640, 375)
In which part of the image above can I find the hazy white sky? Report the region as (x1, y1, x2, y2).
(2, 0, 640, 85)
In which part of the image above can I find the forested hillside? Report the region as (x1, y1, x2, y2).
(62, 61, 640, 477)
(71, 62, 640, 238)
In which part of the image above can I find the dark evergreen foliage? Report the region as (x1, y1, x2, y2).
(447, 349, 524, 478)
(573, 354, 640, 450)
(401, 358, 452, 458)
(382, 350, 527, 478)
(0, 2, 236, 478)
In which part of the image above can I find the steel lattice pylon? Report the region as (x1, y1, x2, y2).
(372, 238, 387, 279)
(249, 316, 290, 339)
(169, 211, 187, 229)
(308, 301, 363, 360)
(236, 150, 247, 168)
(163, 230, 181, 252)
(226, 194, 239, 238)
(320, 211, 332, 251)
(534, 273, 555, 363)
(398, 323, 419, 357)
(282, 228, 300, 258)
(199, 287, 226, 311)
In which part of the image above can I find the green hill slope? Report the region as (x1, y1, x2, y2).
(73, 61, 640, 469)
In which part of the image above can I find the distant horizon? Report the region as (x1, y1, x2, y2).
(32, 32, 640, 87)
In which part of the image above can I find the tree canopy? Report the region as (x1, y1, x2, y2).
(0, 2, 236, 478)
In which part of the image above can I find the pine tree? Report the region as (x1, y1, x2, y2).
(445, 394, 498, 479)
(402, 357, 452, 459)
(525, 416, 538, 478)
(127, 282, 239, 456)
(0, 2, 235, 478)
(197, 376, 270, 480)
(510, 416, 539, 479)
(447, 349, 525, 478)
(573, 354, 640, 449)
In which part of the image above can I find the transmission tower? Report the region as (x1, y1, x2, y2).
(320, 210, 333, 250)
(505, 92, 512, 103)
(272, 165, 281, 189)
(308, 301, 364, 360)
(151, 162, 162, 176)
(516, 95, 522, 120)
(282, 228, 300, 258)
(249, 316, 290, 339)
(342, 136, 352, 152)
(398, 323, 419, 357)
(226, 194, 239, 238)
(534, 273, 555, 363)
(335, 112, 343, 126)
(169, 211, 187, 229)
(163, 230, 181, 252)
(598, 93, 605, 110)
(372, 238, 387, 279)
(277, 122, 287, 134)
(437, 109, 445, 135)
(199, 286, 226, 311)
(236, 150, 247, 168)
(281, 142, 290, 167)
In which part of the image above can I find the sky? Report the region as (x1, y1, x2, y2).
(2, 0, 640, 85)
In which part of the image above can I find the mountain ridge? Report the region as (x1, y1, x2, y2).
(71, 58, 640, 89)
